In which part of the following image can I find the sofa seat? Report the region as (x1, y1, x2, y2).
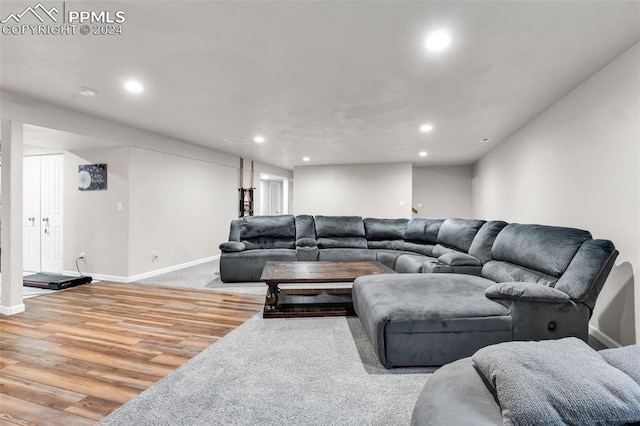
(219, 249, 297, 282)
(352, 274, 512, 367)
(317, 248, 376, 262)
(372, 249, 421, 270)
(395, 254, 437, 273)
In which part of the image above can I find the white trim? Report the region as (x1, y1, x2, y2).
(63, 255, 220, 284)
(589, 324, 621, 348)
(0, 303, 26, 315)
(127, 255, 219, 283)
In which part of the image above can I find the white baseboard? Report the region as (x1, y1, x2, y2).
(63, 255, 220, 284)
(0, 303, 26, 315)
(589, 324, 621, 348)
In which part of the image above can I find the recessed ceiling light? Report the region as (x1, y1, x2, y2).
(124, 80, 144, 94)
(420, 124, 433, 133)
(253, 135, 265, 143)
(79, 87, 97, 97)
(425, 30, 451, 52)
(419, 151, 428, 157)
(479, 138, 490, 143)
(302, 157, 310, 162)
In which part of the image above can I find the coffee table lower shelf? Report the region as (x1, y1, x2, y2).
(263, 288, 355, 318)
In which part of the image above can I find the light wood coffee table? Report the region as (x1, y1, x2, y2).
(260, 261, 394, 318)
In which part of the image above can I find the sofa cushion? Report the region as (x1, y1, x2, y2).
(373, 250, 417, 270)
(472, 338, 640, 426)
(243, 237, 295, 250)
(364, 218, 408, 240)
(318, 248, 376, 262)
(241, 215, 296, 239)
(600, 345, 640, 385)
(468, 221, 508, 264)
(404, 219, 444, 244)
(315, 215, 365, 238)
(432, 244, 458, 257)
(437, 218, 486, 253)
(400, 242, 434, 256)
(437, 252, 482, 267)
(491, 223, 592, 278)
(367, 240, 405, 250)
(317, 237, 368, 249)
(295, 215, 316, 240)
(395, 254, 435, 273)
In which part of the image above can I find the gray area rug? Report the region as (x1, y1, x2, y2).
(99, 315, 434, 426)
(135, 259, 266, 296)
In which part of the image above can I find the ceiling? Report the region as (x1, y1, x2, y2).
(1, 1, 638, 169)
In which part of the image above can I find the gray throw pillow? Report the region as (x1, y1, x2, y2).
(600, 345, 640, 386)
(472, 338, 640, 426)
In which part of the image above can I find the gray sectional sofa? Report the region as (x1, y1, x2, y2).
(219, 215, 618, 367)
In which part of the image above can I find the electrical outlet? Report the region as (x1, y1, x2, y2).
(152, 251, 159, 262)
(79, 252, 85, 260)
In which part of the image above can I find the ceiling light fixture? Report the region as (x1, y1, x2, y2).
(124, 80, 144, 94)
(253, 135, 265, 143)
(302, 157, 310, 162)
(420, 124, 433, 133)
(425, 30, 451, 52)
(79, 87, 97, 97)
(419, 151, 428, 157)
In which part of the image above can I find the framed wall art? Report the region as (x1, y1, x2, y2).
(78, 164, 108, 191)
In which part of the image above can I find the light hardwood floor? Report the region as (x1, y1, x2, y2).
(0, 283, 263, 425)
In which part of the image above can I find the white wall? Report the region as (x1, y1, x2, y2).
(473, 43, 640, 345)
(412, 166, 472, 219)
(128, 147, 238, 276)
(64, 147, 130, 277)
(294, 163, 412, 218)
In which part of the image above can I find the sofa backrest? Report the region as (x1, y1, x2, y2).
(403, 219, 443, 244)
(468, 221, 509, 264)
(314, 215, 367, 249)
(295, 215, 316, 240)
(481, 223, 592, 287)
(433, 218, 486, 256)
(240, 215, 296, 249)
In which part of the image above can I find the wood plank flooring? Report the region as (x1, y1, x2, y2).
(0, 283, 263, 425)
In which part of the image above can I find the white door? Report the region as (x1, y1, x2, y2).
(269, 180, 282, 215)
(22, 154, 64, 273)
(40, 155, 63, 273)
(23, 156, 41, 272)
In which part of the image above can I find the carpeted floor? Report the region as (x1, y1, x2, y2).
(135, 259, 266, 296)
(99, 314, 434, 426)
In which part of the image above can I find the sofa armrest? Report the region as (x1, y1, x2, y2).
(485, 282, 570, 303)
(296, 238, 318, 247)
(437, 252, 481, 267)
(219, 241, 247, 253)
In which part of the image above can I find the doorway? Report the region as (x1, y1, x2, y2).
(23, 155, 63, 273)
(260, 174, 287, 216)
